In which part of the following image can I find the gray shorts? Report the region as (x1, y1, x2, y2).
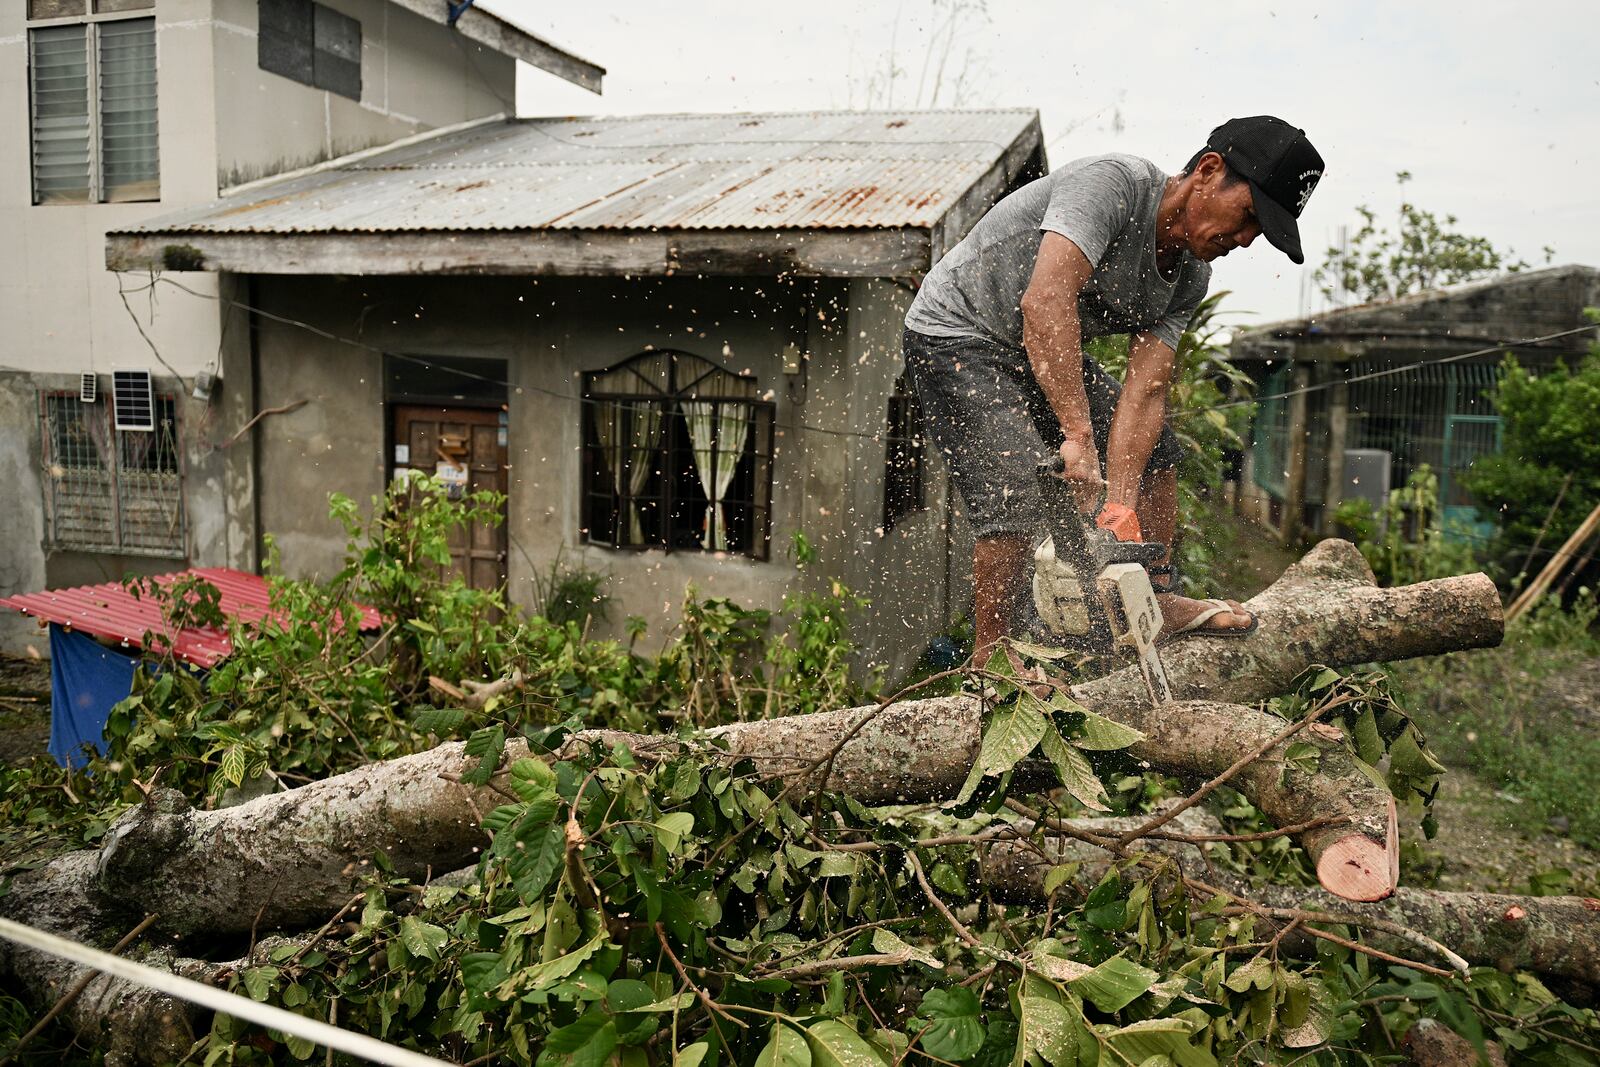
(903, 326, 1184, 539)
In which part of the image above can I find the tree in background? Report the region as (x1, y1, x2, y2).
(1314, 171, 1552, 306)
(1464, 318, 1600, 592)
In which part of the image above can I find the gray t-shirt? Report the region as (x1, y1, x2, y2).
(905, 153, 1211, 352)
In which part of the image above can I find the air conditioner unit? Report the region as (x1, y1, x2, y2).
(1342, 449, 1392, 530)
(112, 369, 156, 431)
(79, 373, 97, 404)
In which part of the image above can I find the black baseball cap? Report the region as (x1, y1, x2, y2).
(1204, 116, 1324, 264)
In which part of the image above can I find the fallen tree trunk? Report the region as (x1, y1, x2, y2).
(980, 820, 1600, 985)
(88, 738, 526, 937)
(569, 541, 1498, 900)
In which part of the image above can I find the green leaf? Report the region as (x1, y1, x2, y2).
(1014, 995, 1085, 1067)
(1104, 1019, 1215, 1067)
(523, 930, 606, 991)
(1353, 706, 1384, 764)
(1053, 694, 1144, 751)
(807, 1020, 887, 1067)
(1223, 957, 1276, 993)
(1042, 863, 1080, 897)
(538, 1012, 619, 1067)
(461, 725, 506, 787)
(930, 861, 968, 898)
(508, 820, 565, 902)
(1039, 724, 1110, 811)
(675, 1043, 712, 1067)
(1008, 640, 1069, 662)
(282, 1032, 315, 1060)
(412, 705, 467, 736)
(918, 987, 984, 1062)
(399, 916, 448, 962)
(653, 812, 695, 854)
(872, 928, 942, 969)
(1283, 741, 1321, 777)
(1388, 726, 1446, 780)
(1068, 954, 1159, 1013)
(240, 966, 278, 1002)
(219, 745, 248, 790)
(755, 1024, 813, 1067)
(509, 757, 558, 801)
(976, 696, 1050, 778)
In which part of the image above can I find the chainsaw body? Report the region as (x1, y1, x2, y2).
(1031, 460, 1173, 705)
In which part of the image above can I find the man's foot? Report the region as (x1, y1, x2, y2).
(1155, 593, 1257, 642)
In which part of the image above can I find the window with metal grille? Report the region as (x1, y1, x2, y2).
(40, 391, 185, 557)
(581, 351, 775, 560)
(26, 5, 158, 205)
(258, 0, 362, 101)
(883, 377, 926, 531)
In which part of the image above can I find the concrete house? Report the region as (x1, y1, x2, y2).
(100, 109, 1047, 677)
(1230, 264, 1600, 543)
(1, 0, 602, 653)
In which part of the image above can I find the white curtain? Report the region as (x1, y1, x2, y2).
(682, 400, 752, 551)
(623, 400, 662, 544)
(590, 356, 669, 544)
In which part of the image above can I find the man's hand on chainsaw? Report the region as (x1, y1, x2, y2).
(1056, 434, 1105, 513)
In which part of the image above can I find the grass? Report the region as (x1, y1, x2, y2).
(1388, 592, 1600, 848)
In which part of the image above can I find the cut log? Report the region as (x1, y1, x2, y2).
(568, 541, 1498, 900)
(89, 737, 527, 936)
(981, 821, 1600, 985)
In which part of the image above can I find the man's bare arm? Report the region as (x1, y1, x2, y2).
(1021, 233, 1100, 501)
(1104, 330, 1178, 510)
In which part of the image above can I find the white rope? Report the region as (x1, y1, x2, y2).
(0, 917, 455, 1067)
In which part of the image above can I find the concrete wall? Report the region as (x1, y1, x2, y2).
(0, 369, 228, 652)
(244, 273, 954, 679)
(210, 0, 514, 189)
(1, 0, 224, 379)
(1, 0, 527, 650)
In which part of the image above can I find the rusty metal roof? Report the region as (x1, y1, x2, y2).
(113, 110, 1041, 237)
(0, 568, 382, 668)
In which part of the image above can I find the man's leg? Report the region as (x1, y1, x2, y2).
(973, 533, 1034, 659)
(1137, 466, 1252, 634)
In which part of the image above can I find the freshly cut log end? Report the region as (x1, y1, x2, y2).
(1316, 833, 1397, 902)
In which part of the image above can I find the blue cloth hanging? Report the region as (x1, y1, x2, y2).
(48, 623, 141, 769)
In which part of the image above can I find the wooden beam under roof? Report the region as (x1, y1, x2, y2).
(105, 227, 933, 279)
(385, 0, 604, 94)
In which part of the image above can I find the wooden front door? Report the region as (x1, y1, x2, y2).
(391, 404, 508, 591)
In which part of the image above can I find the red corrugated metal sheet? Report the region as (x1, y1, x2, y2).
(0, 568, 382, 669)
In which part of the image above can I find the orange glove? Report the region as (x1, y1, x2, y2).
(1095, 502, 1142, 543)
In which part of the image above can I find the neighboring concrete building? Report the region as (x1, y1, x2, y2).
(1, 0, 601, 651)
(99, 109, 1047, 678)
(1231, 265, 1600, 543)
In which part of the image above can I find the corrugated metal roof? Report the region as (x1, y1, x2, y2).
(114, 110, 1040, 237)
(0, 568, 382, 669)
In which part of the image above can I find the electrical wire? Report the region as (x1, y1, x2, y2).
(113, 273, 1600, 443)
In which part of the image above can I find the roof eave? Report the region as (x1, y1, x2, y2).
(104, 226, 935, 279)
(385, 0, 604, 93)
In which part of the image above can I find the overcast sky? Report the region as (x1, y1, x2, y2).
(491, 0, 1597, 330)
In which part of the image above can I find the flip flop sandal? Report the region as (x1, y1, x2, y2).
(1163, 598, 1259, 643)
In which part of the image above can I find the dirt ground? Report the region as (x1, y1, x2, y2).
(0, 652, 51, 766)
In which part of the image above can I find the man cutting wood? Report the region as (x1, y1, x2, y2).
(903, 115, 1324, 657)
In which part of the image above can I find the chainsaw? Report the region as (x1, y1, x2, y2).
(1030, 457, 1173, 707)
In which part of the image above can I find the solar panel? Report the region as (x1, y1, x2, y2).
(112, 369, 155, 431)
(79, 372, 97, 403)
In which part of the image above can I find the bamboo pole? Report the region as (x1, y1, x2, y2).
(1505, 499, 1600, 623)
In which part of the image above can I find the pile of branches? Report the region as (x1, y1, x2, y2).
(3, 541, 1600, 1066)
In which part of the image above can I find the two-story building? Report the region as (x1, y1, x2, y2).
(1, 0, 600, 651)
